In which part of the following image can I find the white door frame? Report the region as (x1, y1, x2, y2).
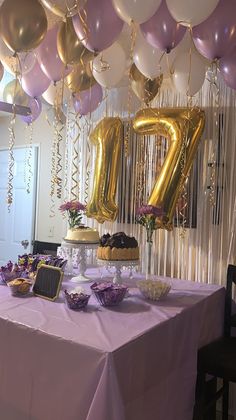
(0, 143, 39, 254)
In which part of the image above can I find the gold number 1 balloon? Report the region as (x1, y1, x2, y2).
(133, 107, 205, 230)
(86, 117, 123, 223)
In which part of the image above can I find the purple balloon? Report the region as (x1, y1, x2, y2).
(73, 83, 103, 115)
(193, 0, 236, 60)
(21, 98, 42, 124)
(22, 60, 50, 98)
(140, 0, 186, 53)
(219, 48, 236, 90)
(72, 0, 124, 53)
(36, 26, 71, 83)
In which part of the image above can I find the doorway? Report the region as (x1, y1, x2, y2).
(0, 146, 38, 265)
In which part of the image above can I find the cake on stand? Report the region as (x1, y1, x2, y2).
(57, 226, 99, 283)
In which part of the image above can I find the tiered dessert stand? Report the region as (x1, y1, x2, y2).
(57, 240, 99, 283)
(97, 259, 139, 284)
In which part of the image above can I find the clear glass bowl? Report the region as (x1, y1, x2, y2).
(137, 279, 171, 301)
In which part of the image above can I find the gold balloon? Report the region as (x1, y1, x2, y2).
(130, 64, 163, 105)
(40, 0, 83, 18)
(3, 79, 29, 106)
(66, 62, 96, 93)
(86, 117, 123, 223)
(133, 107, 205, 230)
(57, 17, 94, 66)
(0, 0, 47, 52)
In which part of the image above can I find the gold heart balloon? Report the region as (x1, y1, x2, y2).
(0, 0, 47, 52)
(130, 63, 163, 105)
(57, 17, 94, 66)
(66, 62, 96, 93)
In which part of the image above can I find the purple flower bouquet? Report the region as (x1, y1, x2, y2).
(59, 200, 86, 229)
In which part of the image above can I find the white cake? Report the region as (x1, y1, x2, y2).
(64, 227, 99, 243)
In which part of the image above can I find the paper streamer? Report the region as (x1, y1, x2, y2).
(7, 113, 16, 211)
(70, 114, 80, 201)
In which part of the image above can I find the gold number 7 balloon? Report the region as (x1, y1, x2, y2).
(86, 117, 123, 223)
(133, 107, 205, 230)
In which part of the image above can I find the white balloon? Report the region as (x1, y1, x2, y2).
(92, 42, 126, 88)
(42, 80, 71, 106)
(172, 51, 206, 96)
(134, 30, 164, 79)
(112, 0, 161, 24)
(166, 0, 219, 27)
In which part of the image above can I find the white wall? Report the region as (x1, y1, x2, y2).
(0, 108, 66, 244)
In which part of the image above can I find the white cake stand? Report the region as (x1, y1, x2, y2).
(57, 240, 99, 283)
(97, 259, 139, 284)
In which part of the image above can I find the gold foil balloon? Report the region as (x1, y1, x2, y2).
(86, 117, 123, 223)
(130, 63, 163, 105)
(133, 107, 205, 230)
(3, 79, 29, 106)
(57, 17, 94, 65)
(66, 62, 96, 93)
(40, 0, 86, 18)
(0, 0, 47, 52)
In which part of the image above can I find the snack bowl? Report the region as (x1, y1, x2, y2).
(7, 278, 32, 297)
(91, 282, 128, 307)
(64, 289, 90, 310)
(137, 279, 171, 301)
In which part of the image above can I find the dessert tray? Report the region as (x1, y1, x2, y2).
(97, 259, 139, 283)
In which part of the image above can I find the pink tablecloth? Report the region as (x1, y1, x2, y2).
(0, 269, 225, 420)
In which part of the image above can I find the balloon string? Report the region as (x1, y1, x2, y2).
(125, 21, 137, 157)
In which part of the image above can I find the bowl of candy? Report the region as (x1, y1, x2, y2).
(137, 279, 171, 301)
(64, 289, 90, 310)
(0, 261, 28, 285)
(91, 282, 128, 307)
(7, 278, 32, 297)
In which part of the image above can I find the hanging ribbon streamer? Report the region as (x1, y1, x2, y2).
(26, 122, 33, 194)
(7, 112, 16, 211)
(70, 113, 81, 201)
(49, 116, 57, 218)
(84, 122, 91, 204)
(54, 117, 63, 199)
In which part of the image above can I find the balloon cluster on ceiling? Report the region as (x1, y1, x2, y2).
(0, 0, 235, 124)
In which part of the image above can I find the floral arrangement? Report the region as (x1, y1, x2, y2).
(59, 201, 86, 229)
(136, 204, 164, 243)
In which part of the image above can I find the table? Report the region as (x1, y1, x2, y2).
(0, 269, 225, 420)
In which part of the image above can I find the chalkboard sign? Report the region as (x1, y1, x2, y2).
(33, 265, 63, 301)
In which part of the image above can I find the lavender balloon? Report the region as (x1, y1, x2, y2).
(73, 0, 124, 53)
(219, 49, 236, 90)
(73, 83, 103, 115)
(140, 0, 186, 53)
(22, 60, 50, 98)
(37, 25, 71, 83)
(193, 0, 236, 60)
(21, 98, 42, 124)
